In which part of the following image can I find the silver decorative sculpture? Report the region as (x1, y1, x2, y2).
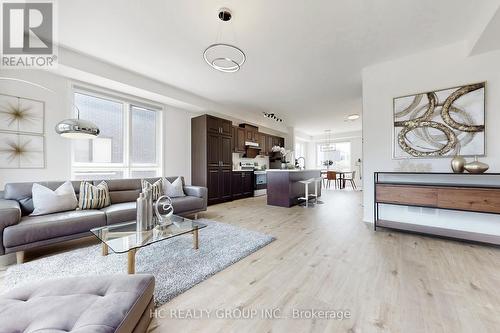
(451, 155, 466, 173)
(154, 195, 174, 225)
(136, 184, 154, 232)
(464, 156, 489, 174)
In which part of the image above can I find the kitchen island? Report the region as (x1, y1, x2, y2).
(267, 169, 322, 207)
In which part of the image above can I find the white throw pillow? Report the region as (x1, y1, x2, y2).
(162, 177, 185, 198)
(31, 181, 78, 216)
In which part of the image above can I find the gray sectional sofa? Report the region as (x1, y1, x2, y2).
(0, 177, 207, 261)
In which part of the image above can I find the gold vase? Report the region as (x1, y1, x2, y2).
(464, 156, 489, 174)
(451, 155, 466, 173)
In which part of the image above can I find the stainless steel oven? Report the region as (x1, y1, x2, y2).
(254, 171, 267, 196)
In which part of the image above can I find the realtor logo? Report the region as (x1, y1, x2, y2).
(1, 1, 57, 68)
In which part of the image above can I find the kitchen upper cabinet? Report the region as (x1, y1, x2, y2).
(239, 124, 258, 143)
(278, 137, 285, 147)
(234, 126, 246, 153)
(207, 115, 232, 136)
(266, 135, 274, 155)
(272, 136, 281, 147)
(257, 133, 267, 155)
(220, 119, 232, 136)
(207, 116, 221, 134)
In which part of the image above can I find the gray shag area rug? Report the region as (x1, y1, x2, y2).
(3, 219, 275, 305)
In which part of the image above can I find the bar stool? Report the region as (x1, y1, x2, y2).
(312, 177, 324, 204)
(298, 179, 314, 207)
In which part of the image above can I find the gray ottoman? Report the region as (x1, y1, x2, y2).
(0, 274, 155, 333)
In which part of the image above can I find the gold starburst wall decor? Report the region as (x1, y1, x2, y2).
(0, 93, 45, 169)
(0, 94, 44, 134)
(0, 132, 45, 168)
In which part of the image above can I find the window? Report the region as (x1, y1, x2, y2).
(317, 141, 351, 169)
(295, 140, 305, 159)
(71, 89, 162, 180)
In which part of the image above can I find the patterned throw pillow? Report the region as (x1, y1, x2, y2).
(141, 178, 163, 201)
(162, 177, 185, 198)
(78, 181, 111, 210)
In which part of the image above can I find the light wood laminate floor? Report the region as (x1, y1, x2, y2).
(2, 190, 500, 332)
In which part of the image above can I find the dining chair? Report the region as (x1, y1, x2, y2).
(326, 171, 338, 189)
(321, 171, 328, 188)
(344, 171, 357, 190)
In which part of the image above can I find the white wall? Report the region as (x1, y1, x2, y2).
(163, 106, 195, 185)
(0, 70, 72, 188)
(0, 69, 196, 189)
(362, 42, 500, 232)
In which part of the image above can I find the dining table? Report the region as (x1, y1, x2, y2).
(321, 170, 353, 189)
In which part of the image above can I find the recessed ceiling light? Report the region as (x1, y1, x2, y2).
(346, 114, 360, 121)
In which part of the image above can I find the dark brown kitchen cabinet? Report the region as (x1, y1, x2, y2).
(192, 115, 233, 205)
(221, 135, 232, 165)
(234, 126, 246, 153)
(257, 133, 267, 155)
(266, 135, 274, 155)
(221, 168, 232, 201)
(232, 171, 254, 199)
(231, 172, 244, 200)
(272, 136, 281, 147)
(242, 172, 254, 196)
(239, 124, 258, 143)
(278, 137, 285, 147)
(207, 115, 232, 136)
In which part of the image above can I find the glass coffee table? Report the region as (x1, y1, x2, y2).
(91, 215, 206, 274)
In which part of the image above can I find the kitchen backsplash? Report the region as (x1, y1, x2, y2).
(232, 153, 269, 170)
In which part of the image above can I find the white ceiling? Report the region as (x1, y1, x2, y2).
(58, 0, 500, 135)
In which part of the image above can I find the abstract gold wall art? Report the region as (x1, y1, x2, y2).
(0, 93, 45, 168)
(0, 94, 44, 134)
(0, 132, 45, 168)
(393, 82, 485, 158)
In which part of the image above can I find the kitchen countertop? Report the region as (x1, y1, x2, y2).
(266, 169, 322, 172)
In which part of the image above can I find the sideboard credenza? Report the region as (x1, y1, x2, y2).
(374, 172, 500, 245)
